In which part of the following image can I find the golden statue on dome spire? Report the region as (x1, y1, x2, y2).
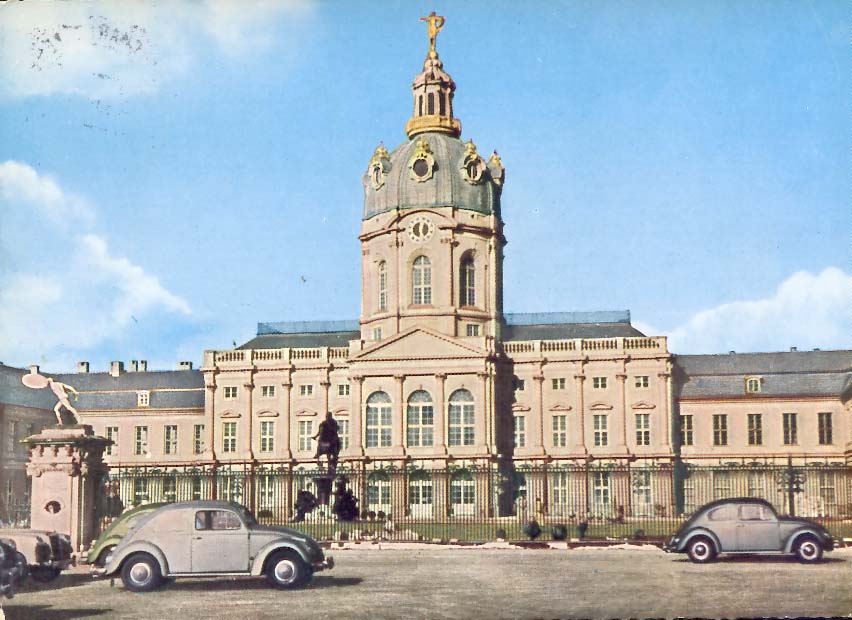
(420, 11, 445, 57)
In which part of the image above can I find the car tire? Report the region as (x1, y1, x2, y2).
(120, 553, 163, 593)
(794, 535, 823, 564)
(686, 537, 717, 563)
(265, 550, 311, 589)
(29, 567, 61, 583)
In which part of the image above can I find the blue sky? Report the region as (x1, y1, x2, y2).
(0, 0, 849, 372)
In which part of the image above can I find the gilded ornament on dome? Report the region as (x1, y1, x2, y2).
(368, 143, 391, 190)
(488, 150, 505, 187)
(408, 137, 435, 183)
(461, 139, 486, 184)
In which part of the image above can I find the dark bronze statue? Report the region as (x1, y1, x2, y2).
(312, 412, 341, 473)
(332, 476, 359, 522)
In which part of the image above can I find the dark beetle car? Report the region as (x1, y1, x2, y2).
(664, 498, 834, 563)
(0, 539, 28, 598)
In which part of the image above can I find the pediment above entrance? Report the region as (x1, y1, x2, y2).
(351, 326, 486, 362)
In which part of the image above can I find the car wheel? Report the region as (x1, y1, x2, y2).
(29, 567, 61, 583)
(265, 550, 311, 589)
(794, 536, 823, 563)
(120, 553, 162, 593)
(686, 537, 717, 563)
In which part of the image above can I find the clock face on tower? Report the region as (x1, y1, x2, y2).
(407, 216, 435, 243)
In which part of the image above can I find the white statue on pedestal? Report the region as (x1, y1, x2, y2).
(21, 370, 81, 425)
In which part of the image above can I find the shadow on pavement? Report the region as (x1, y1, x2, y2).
(3, 604, 110, 619)
(162, 576, 363, 592)
(672, 555, 845, 564)
(17, 572, 95, 592)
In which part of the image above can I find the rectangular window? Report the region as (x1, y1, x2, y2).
(133, 478, 149, 505)
(712, 414, 728, 446)
(338, 419, 350, 451)
(513, 377, 525, 392)
(635, 413, 650, 446)
(747, 472, 766, 498)
(593, 414, 608, 447)
(134, 426, 149, 455)
(592, 377, 607, 389)
(819, 412, 833, 445)
(551, 472, 570, 508)
(448, 401, 475, 446)
(191, 477, 203, 501)
(679, 415, 693, 447)
(406, 402, 434, 448)
(223, 386, 238, 400)
(635, 376, 650, 388)
(163, 477, 177, 503)
(746, 377, 761, 393)
(819, 472, 836, 511)
(466, 324, 480, 337)
(366, 404, 393, 448)
(193, 424, 205, 454)
(105, 426, 118, 456)
(338, 384, 350, 397)
(747, 414, 763, 446)
(450, 479, 475, 515)
(551, 378, 566, 390)
(6, 421, 16, 455)
(260, 420, 275, 453)
(633, 470, 652, 514)
(137, 391, 150, 407)
(222, 422, 237, 453)
(372, 327, 383, 340)
(713, 471, 731, 500)
(299, 384, 314, 397)
(591, 471, 610, 513)
(163, 425, 178, 455)
(783, 412, 798, 445)
(261, 385, 275, 398)
(513, 415, 526, 448)
(552, 415, 567, 447)
(298, 420, 313, 452)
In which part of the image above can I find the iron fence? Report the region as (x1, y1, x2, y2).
(91, 459, 852, 542)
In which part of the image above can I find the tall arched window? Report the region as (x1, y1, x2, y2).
(366, 391, 392, 448)
(406, 390, 434, 447)
(427, 92, 435, 114)
(448, 389, 475, 446)
(460, 256, 475, 307)
(378, 261, 387, 312)
(412, 256, 432, 305)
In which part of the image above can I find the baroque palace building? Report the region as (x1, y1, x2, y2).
(1, 21, 850, 524)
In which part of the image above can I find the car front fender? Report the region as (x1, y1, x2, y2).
(783, 528, 828, 554)
(677, 528, 722, 554)
(103, 541, 169, 577)
(250, 541, 312, 576)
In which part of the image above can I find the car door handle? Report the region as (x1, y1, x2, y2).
(192, 536, 202, 540)
(736, 524, 745, 528)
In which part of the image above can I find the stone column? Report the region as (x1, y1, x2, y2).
(573, 373, 587, 454)
(243, 381, 255, 460)
(658, 370, 672, 451)
(320, 376, 331, 418)
(393, 375, 406, 454)
(204, 379, 217, 461)
(616, 373, 629, 453)
(349, 376, 365, 456)
(25, 426, 110, 552)
(532, 373, 546, 457)
(435, 373, 448, 454)
(280, 378, 293, 459)
(476, 372, 489, 453)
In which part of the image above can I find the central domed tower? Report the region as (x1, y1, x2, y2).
(359, 15, 506, 343)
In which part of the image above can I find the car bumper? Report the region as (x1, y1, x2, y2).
(313, 556, 334, 572)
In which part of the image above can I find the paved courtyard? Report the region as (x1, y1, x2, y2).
(3, 546, 852, 619)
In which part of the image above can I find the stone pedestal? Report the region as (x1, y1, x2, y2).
(24, 425, 111, 553)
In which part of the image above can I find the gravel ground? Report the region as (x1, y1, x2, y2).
(2, 546, 852, 619)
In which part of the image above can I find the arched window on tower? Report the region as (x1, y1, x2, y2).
(439, 92, 446, 116)
(427, 92, 435, 115)
(406, 390, 434, 447)
(460, 256, 475, 307)
(412, 256, 432, 305)
(378, 261, 387, 312)
(418, 95, 423, 116)
(448, 389, 475, 446)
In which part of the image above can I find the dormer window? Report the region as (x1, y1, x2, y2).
(745, 377, 762, 393)
(137, 391, 150, 407)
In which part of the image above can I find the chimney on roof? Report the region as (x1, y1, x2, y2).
(139, 360, 147, 372)
(129, 360, 139, 372)
(109, 361, 124, 377)
(28, 364, 39, 375)
(728, 351, 736, 355)
(814, 348, 821, 351)
(77, 361, 89, 374)
(790, 346, 798, 352)
(178, 361, 193, 371)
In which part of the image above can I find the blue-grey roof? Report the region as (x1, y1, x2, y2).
(0, 365, 55, 409)
(503, 322, 645, 341)
(675, 351, 852, 399)
(50, 370, 204, 391)
(73, 389, 204, 411)
(363, 132, 501, 220)
(239, 332, 360, 350)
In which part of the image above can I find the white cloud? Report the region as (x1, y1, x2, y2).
(661, 267, 852, 353)
(0, 160, 191, 367)
(0, 0, 314, 99)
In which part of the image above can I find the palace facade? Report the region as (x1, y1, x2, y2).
(1, 23, 850, 524)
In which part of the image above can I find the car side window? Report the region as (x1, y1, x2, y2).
(195, 510, 242, 531)
(739, 505, 770, 521)
(707, 505, 736, 521)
